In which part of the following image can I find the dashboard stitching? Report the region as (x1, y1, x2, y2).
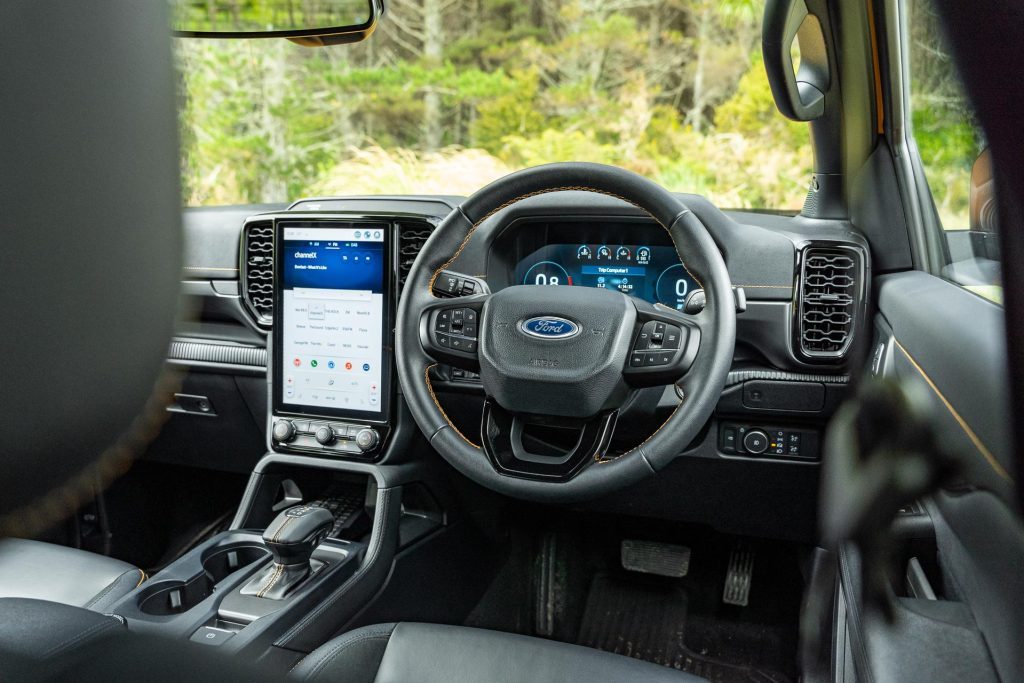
(424, 363, 481, 448)
(425, 185, 709, 459)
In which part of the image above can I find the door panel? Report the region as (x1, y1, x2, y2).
(863, 271, 1024, 681)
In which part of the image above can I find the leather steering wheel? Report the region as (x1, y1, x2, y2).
(396, 162, 735, 502)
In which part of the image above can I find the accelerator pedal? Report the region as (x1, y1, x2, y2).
(722, 541, 754, 606)
(620, 539, 691, 578)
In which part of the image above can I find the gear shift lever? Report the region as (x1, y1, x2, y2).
(240, 505, 334, 600)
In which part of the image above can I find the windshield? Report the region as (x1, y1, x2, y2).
(177, 0, 812, 209)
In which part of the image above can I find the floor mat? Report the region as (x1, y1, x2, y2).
(577, 572, 793, 683)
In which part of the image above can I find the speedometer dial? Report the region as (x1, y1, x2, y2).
(655, 264, 697, 310)
(522, 260, 572, 287)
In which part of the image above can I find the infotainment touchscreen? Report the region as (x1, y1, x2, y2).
(273, 221, 391, 423)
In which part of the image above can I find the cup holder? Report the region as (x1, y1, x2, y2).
(203, 545, 270, 584)
(137, 543, 269, 616)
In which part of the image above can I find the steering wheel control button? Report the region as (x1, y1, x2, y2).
(635, 321, 655, 349)
(742, 430, 769, 455)
(434, 309, 451, 333)
(630, 352, 645, 367)
(664, 325, 682, 349)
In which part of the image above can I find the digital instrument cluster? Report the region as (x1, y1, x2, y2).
(513, 244, 698, 309)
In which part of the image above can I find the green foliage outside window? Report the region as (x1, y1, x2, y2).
(178, 0, 814, 208)
(177, 0, 980, 215)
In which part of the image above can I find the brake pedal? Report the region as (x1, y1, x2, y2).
(621, 540, 691, 578)
(723, 542, 754, 606)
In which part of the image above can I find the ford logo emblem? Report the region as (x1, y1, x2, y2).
(520, 316, 581, 339)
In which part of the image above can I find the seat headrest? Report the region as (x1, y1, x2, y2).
(0, 2, 182, 534)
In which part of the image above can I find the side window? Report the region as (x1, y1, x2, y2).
(908, 0, 1000, 303)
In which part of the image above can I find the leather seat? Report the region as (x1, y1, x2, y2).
(292, 622, 705, 683)
(0, 539, 144, 612)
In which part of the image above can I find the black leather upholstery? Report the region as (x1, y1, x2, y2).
(0, 598, 126, 680)
(0, 539, 143, 612)
(292, 622, 705, 682)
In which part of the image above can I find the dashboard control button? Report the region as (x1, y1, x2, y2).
(743, 430, 769, 455)
(315, 426, 336, 446)
(272, 420, 296, 443)
(722, 428, 737, 452)
(355, 428, 380, 452)
(461, 281, 476, 295)
(434, 273, 461, 296)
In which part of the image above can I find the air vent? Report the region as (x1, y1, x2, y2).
(398, 221, 434, 290)
(797, 247, 860, 359)
(242, 220, 274, 327)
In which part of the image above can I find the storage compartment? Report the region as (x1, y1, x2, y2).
(239, 468, 375, 542)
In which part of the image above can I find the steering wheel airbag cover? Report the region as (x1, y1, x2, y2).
(479, 285, 636, 418)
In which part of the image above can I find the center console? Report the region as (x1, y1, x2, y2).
(268, 218, 395, 459)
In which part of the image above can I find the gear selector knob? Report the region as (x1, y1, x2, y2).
(240, 504, 334, 600)
(262, 505, 334, 567)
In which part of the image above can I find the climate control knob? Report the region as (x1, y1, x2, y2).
(272, 420, 296, 443)
(315, 426, 336, 446)
(743, 429, 769, 455)
(354, 428, 379, 452)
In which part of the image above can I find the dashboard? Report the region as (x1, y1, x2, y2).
(513, 243, 698, 309)
(167, 192, 869, 541)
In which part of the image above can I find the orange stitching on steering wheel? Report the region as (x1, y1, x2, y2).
(425, 185, 706, 459)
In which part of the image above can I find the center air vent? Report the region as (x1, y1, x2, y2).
(242, 220, 274, 327)
(797, 247, 861, 359)
(398, 221, 434, 290)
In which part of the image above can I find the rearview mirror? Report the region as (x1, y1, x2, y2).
(172, 0, 383, 47)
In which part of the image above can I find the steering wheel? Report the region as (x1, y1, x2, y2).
(396, 162, 735, 502)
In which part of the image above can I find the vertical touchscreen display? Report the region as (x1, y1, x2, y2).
(277, 223, 388, 419)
